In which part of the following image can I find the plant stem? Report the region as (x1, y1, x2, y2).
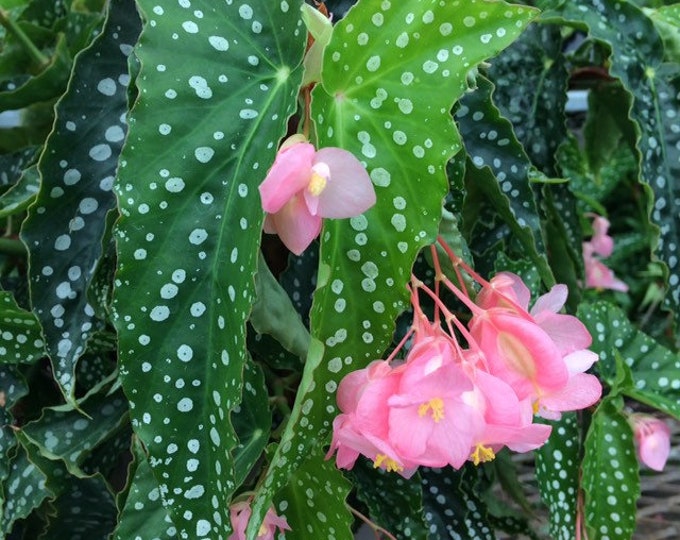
(0, 9, 50, 68)
(0, 237, 26, 256)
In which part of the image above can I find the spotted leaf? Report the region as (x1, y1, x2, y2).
(273, 448, 353, 540)
(421, 466, 494, 540)
(578, 301, 680, 419)
(114, 438, 177, 540)
(582, 395, 639, 540)
(20, 0, 141, 402)
(0, 33, 72, 112)
(1, 440, 52, 534)
(535, 413, 581, 540)
(250, 0, 538, 532)
(542, 0, 680, 318)
(39, 473, 117, 540)
(20, 390, 128, 477)
(353, 462, 427, 540)
(0, 164, 40, 218)
(456, 75, 552, 285)
(0, 290, 45, 365)
(111, 1, 305, 538)
(487, 22, 568, 176)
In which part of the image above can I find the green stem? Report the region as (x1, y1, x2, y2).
(0, 237, 27, 256)
(0, 9, 49, 68)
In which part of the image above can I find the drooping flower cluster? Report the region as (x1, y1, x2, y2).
(582, 214, 628, 292)
(629, 414, 672, 472)
(259, 135, 376, 255)
(228, 501, 290, 540)
(327, 238, 602, 477)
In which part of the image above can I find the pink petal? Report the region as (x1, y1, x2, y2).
(562, 349, 599, 375)
(312, 147, 376, 218)
(538, 373, 602, 414)
(476, 272, 531, 311)
(258, 142, 315, 213)
(530, 284, 568, 316)
(534, 312, 593, 355)
(266, 194, 322, 255)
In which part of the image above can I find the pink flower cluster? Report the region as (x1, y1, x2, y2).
(327, 239, 603, 477)
(583, 214, 628, 292)
(228, 501, 290, 540)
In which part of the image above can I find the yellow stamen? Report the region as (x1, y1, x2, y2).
(470, 444, 496, 466)
(373, 453, 404, 473)
(418, 397, 445, 422)
(258, 523, 269, 537)
(308, 170, 327, 196)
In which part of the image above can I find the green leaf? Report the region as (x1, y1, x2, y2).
(0, 290, 45, 364)
(421, 465, 493, 540)
(39, 473, 116, 540)
(0, 146, 38, 187)
(0, 32, 71, 112)
(113, 438, 177, 540)
(353, 461, 426, 540)
(2, 440, 51, 534)
(645, 4, 680, 62)
(0, 163, 39, 218)
(542, 0, 680, 317)
(273, 449, 353, 540)
(535, 413, 581, 540)
(582, 395, 639, 540)
(20, 389, 128, 476)
(20, 0, 141, 401)
(111, 0, 305, 537)
(232, 360, 271, 490)
(251, 0, 538, 531)
(487, 22, 569, 175)
(0, 365, 29, 495)
(251, 254, 310, 360)
(578, 301, 680, 419)
(456, 76, 552, 286)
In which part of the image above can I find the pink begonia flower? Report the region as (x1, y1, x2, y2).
(326, 360, 418, 476)
(259, 136, 376, 255)
(583, 243, 629, 292)
(461, 363, 552, 464)
(387, 337, 483, 469)
(630, 414, 672, 471)
(582, 214, 628, 292)
(471, 272, 602, 416)
(228, 501, 290, 540)
(589, 215, 614, 257)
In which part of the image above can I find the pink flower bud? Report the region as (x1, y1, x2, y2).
(630, 414, 671, 471)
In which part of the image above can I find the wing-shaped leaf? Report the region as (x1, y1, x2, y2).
(20, 390, 128, 476)
(456, 75, 552, 286)
(578, 301, 680, 419)
(0, 164, 40, 218)
(273, 449, 353, 540)
(542, 0, 680, 316)
(0, 290, 45, 364)
(487, 22, 568, 175)
(111, 1, 305, 537)
(113, 438, 177, 540)
(251, 0, 538, 532)
(20, 0, 141, 401)
(582, 395, 639, 540)
(353, 461, 426, 540)
(535, 413, 581, 540)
